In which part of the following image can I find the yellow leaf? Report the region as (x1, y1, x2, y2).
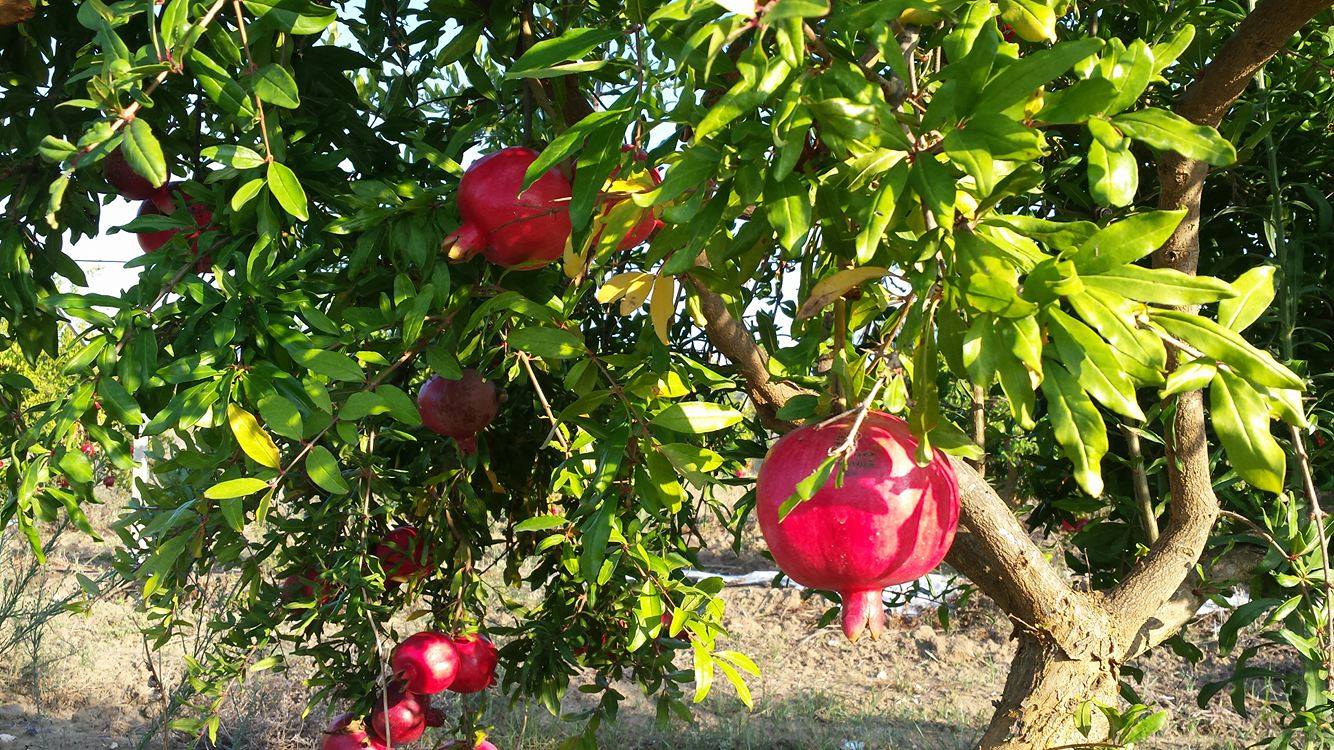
(596, 272, 652, 305)
(594, 199, 645, 254)
(562, 234, 585, 281)
(651, 275, 676, 344)
(795, 266, 888, 320)
(619, 274, 655, 315)
(227, 404, 281, 469)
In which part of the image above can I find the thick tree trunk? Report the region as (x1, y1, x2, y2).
(979, 637, 1118, 748)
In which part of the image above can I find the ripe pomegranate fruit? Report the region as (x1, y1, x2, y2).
(322, 713, 387, 750)
(104, 147, 167, 201)
(135, 185, 214, 267)
(755, 411, 959, 642)
(280, 567, 337, 605)
(375, 525, 431, 582)
(391, 631, 461, 695)
(416, 370, 499, 453)
(369, 686, 428, 745)
(446, 633, 498, 694)
(444, 146, 573, 268)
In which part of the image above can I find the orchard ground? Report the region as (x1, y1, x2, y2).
(0, 486, 1284, 750)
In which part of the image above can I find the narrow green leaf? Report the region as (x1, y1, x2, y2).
(252, 63, 300, 108)
(1113, 108, 1236, 167)
(1040, 360, 1107, 496)
(1152, 309, 1303, 390)
(1083, 265, 1237, 306)
(120, 119, 168, 188)
(204, 477, 271, 499)
(1210, 369, 1285, 494)
(267, 161, 309, 221)
(306, 445, 350, 494)
(508, 28, 618, 78)
(1072, 210, 1185, 275)
(509, 327, 586, 360)
(1218, 266, 1275, 332)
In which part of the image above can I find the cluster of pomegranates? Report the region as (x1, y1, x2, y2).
(444, 146, 661, 269)
(755, 411, 960, 641)
(321, 631, 499, 749)
(104, 147, 214, 267)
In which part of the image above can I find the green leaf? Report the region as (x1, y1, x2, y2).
(242, 0, 336, 34)
(1101, 40, 1154, 115)
(652, 402, 743, 433)
(508, 28, 618, 78)
(1218, 266, 1275, 332)
(975, 38, 1104, 114)
(252, 64, 300, 108)
(515, 514, 568, 532)
(219, 497, 246, 532)
(912, 154, 956, 227)
(854, 159, 909, 263)
(1210, 369, 1285, 493)
(1087, 138, 1137, 208)
(231, 177, 265, 210)
(297, 349, 364, 382)
(227, 404, 281, 469)
(267, 161, 309, 221)
(1040, 360, 1107, 496)
(1036, 79, 1118, 125)
(579, 502, 612, 581)
(339, 391, 388, 421)
(306, 445, 350, 494)
(1161, 358, 1217, 397)
(1113, 108, 1236, 167)
(120, 119, 168, 189)
(1151, 309, 1303, 390)
(763, 172, 811, 253)
(188, 50, 256, 119)
(98, 378, 142, 426)
(258, 394, 303, 441)
(523, 109, 628, 190)
(1083, 265, 1236, 306)
(510, 327, 585, 360)
(204, 477, 271, 500)
(204, 145, 266, 169)
(1118, 709, 1168, 744)
(375, 385, 422, 427)
(1072, 210, 1185, 275)
(1046, 308, 1145, 420)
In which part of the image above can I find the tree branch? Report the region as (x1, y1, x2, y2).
(1110, 0, 1332, 639)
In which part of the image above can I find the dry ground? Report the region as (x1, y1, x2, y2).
(0, 489, 1278, 750)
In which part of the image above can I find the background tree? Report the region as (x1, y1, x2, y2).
(1, 0, 1331, 748)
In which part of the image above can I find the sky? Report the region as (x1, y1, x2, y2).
(69, 198, 143, 296)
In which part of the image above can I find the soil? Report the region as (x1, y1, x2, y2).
(0, 489, 1281, 750)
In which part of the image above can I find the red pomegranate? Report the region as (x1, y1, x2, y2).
(375, 525, 431, 582)
(416, 370, 499, 453)
(599, 146, 663, 250)
(136, 185, 214, 266)
(445, 146, 573, 268)
(755, 411, 959, 642)
(322, 713, 387, 750)
(391, 631, 461, 695)
(446, 633, 498, 694)
(440, 739, 499, 750)
(104, 147, 166, 201)
(280, 567, 337, 605)
(369, 686, 428, 745)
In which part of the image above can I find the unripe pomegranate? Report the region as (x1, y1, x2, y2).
(391, 631, 461, 695)
(322, 713, 387, 750)
(445, 147, 573, 269)
(446, 633, 498, 694)
(136, 185, 214, 268)
(369, 686, 428, 745)
(104, 147, 167, 201)
(756, 411, 959, 642)
(416, 370, 499, 453)
(375, 525, 431, 582)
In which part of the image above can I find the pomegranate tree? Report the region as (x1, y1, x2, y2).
(390, 631, 461, 694)
(446, 633, 498, 694)
(416, 370, 500, 452)
(756, 411, 959, 641)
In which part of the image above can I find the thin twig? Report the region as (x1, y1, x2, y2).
(1290, 423, 1334, 689)
(1121, 422, 1160, 543)
(231, 0, 274, 161)
(517, 350, 569, 451)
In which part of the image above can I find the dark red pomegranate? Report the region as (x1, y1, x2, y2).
(445, 146, 573, 268)
(374, 525, 431, 582)
(104, 147, 166, 201)
(391, 631, 461, 695)
(136, 185, 214, 266)
(756, 411, 959, 641)
(424, 707, 446, 728)
(369, 686, 428, 745)
(280, 567, 337, 605)
(322, 713, 387, 750)
(446, 633, 498, 694)
(416, 369, 499, 453)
